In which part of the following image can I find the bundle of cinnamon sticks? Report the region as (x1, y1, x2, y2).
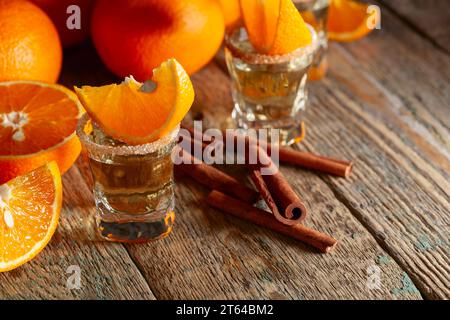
(175, 126, 353, 253)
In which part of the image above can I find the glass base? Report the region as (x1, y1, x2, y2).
(95, 198, 175, 243)
(232, 103, 305, 146)
(96, 211, 175, 243)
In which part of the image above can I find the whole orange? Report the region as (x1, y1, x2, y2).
(91, 0, 225, 80)
(0, 0, 62, 83)
(30, 0, 94, 47)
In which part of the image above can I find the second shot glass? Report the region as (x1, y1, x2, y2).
(225, 26, 317, 145)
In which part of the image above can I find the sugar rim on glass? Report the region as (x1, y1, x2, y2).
(224, 24, 318, 64)
(76, 113, 180, 156)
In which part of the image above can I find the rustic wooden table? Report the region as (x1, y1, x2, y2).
(1, 0, 448, 300)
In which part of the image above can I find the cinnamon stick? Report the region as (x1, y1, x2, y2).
(250, 145, 307, 225)
(178, 130, 308, 224)
(175, 148, 259, 204)
(250, 169, 306, 225)
(275, 148, 353, 178)
(181, 125, 353, 178)
(207, 191, 337, 253)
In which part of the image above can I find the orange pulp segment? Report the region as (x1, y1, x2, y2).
(0, 162, 62, 272)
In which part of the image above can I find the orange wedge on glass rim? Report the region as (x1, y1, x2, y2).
(0, 81, 84, 184)
(0, 162, 62, 272)
(328, 0, 379, 42)
(75, 58, 195, 145)
(219, 0, 242, 30)
(240, 0, 312, 55)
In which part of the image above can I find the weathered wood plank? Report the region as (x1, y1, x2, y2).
(324, 42, 450, 205)
(301, 81, 450, 299)
(379, 0, 450, 53)
(304, 8, 450, 299)
(124, 63, 422, 300)
(0, 160, 156, 300)
(331, 5, 450, 178)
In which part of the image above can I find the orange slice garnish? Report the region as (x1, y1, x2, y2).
(0, 162, 62, 272)
(328, 0, 379, 42)
(299, 10, 319, 30)
(240, 0, 312, 55)
(219, 0, 242, 30)
(75, 58, 194, 145)
(0, 81, 83, 184)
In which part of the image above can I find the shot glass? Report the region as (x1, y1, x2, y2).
(77, 114, 179, 243)
(225, 26, 317, 146)
(294, 0, 330, 80)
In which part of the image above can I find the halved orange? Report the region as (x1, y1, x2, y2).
(0, 81, 84, 184)
(240, 0, 312, 55)
(0, 162, 62, 272)
(328, 0, 379, 42)
(75, 58, 195, 145)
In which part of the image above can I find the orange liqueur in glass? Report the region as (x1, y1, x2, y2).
(78, 115, 178, 243)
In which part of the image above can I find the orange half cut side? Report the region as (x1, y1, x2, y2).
(0, 81, 83, 184)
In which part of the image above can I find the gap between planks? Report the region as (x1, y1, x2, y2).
(307, 166, 426, 300)
(121, 245, 160, 299)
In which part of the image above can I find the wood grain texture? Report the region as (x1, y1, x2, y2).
(302, 81, 450, 300)
(332, 6, 450, 178)
(0, 160, 156, 300)
(291, 6, 449, 299)
(378, 0, 450, 53)
(124, 64, 421, 300)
